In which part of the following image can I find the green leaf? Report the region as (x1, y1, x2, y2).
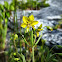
(21, 53, 26, 62)
(39, 24, 42, 28)
(57, 53, 62, 56)
(53, 59, 58, 62)
(38, 24, 42, 29)
(22, 36, 29, 46)
(6, 12, 10, 17)
(57, 45, 62, 48)
(5, 18, 8, 23)
(8, 5, 10, 10)
(0, 16, 3, 22)
(2, 12, 5, 18)
(2, 43, 5, 49)
(4, 1, 9, 9)
(10, 4, 14, 10)
(0, 4, 4, 10)
(17, 53, 26, 62)
(13, 0, 15, 4)
(34, 32, 42, 46)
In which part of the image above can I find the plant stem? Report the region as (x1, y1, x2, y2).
(14, 39, 26, 62)
(14, 40, 18, 52)
(31, 30, 33, 46)
(32, 46, 35, 62)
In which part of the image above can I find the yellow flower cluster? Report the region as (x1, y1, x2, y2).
(21, 15, 38, 32)
(36, 24, 43, 37)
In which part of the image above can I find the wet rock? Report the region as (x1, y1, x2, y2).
(46, 16, 62, 20)
(34, 6, 62, 19)
(2, 0, 62, 51)
(42, 30, 62, 45)
(51, 0, 62, 8)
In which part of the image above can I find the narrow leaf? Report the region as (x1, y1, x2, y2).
(31, 30, 33, 46)
(57, 45, 62, 48)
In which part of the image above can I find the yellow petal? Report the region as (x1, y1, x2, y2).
(23, 16, 28, 23)
(36, 32, 39, 37)
(50, 28, 53, 31)
(29, 15, 34, 21)
(47, 26, 53, 31)
(37, 28, 43, 31)
(31, 21, 38, 25)
(32, 25, 35, 30)
(21, 23, 26, 28)
(37, 29, 42, 31)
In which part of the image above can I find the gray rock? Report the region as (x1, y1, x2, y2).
(51, 0, 62, 8)
(42, 30, 62, 45)
(4, 0, 62, 50)
(34, 6, 62, 19)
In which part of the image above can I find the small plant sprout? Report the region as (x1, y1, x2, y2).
(14, 34, 18, 40)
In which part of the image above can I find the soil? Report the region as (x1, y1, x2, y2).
(0, 52, 6, 62)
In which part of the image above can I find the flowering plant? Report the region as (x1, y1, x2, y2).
(21, 15, 38, 32)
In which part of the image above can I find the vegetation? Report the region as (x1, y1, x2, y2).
(0, 1, 14, 51)
(11, 0, 49, 10)
(0, 0, 62, 62)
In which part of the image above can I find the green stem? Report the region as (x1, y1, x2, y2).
(34, 32, 42, 47)
(31, 30, 33, 46)
(32, 46, 35, 62)
(14, 39, 26, 62)
(14, 40, 18, 52)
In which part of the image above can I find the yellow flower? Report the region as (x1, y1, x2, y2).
(21, 15, 38, 32)
(36, 24, 43, 37)
(36, 32, 39, 37)
(47, 26, 53, 31)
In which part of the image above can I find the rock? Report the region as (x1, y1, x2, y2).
(51, 0, 62, 8)
(46, 16, 62, 20)
(34, 6, 62, 19)
(42, 30, 62, 45)
(35, 19, 58, 28)
(2, 0, 62, 51)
